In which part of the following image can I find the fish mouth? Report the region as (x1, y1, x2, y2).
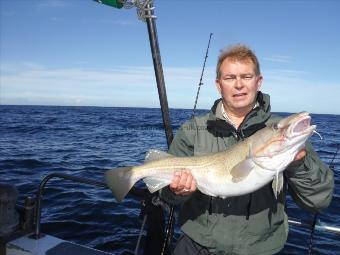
(288, 113, 316, 138)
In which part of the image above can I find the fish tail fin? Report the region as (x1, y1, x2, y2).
(105, 166, 138, 202)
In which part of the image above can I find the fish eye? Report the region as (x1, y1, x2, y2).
(273, 123, 279, 130)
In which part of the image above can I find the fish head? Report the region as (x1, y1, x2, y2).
(249, 112, 316, 170)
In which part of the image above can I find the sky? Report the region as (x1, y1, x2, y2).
(1, 0, 340, 114)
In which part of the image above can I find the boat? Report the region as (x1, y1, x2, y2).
(1, 1, 339, 255)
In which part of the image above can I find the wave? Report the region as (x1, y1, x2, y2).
(1, 105, 339, 255)
(0, 158, 49, 168)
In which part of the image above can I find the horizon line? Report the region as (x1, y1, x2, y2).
(0, 104, 338, 116)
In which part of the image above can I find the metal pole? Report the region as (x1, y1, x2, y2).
(144, 4, 174, 254)
(144, 2, 173, 148)
(308, 214, 318, 255)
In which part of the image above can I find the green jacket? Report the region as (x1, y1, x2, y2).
(160, 92, 334, 255)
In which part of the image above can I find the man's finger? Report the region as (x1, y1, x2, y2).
(178, 171, 188, 190)
(184, 172, 193, 190)
(190, 178, 197, 192)
(170, 172, 181, 189)
(295, 149, 306, 161)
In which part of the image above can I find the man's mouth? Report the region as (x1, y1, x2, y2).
(233, 93, 247, 97)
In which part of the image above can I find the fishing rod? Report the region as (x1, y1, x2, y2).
(161, 33, 214, 255)
(307, 145, 340, 255)
(192, 33, 213, 117)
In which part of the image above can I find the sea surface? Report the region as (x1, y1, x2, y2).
(0, 105, 339, 254)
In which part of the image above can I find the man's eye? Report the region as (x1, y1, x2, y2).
(273, 123, 279, 130)
(242, 75, 254, 80)
(224, 77, 235, 81)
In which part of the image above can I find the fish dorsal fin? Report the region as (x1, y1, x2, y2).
(145, 149, 173, 162)
(143, 177, 170, 193)
(230, 158, 256, 183)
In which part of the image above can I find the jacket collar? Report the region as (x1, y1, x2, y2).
(206, 92, 271, 138)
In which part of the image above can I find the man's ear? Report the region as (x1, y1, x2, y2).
(256, 75, 263, 91)
(215, 79, 222, 94)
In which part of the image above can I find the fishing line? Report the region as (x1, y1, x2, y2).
(313, 130, 323, 139)
(329, 145, 340, 171)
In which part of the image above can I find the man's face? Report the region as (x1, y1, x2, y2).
(216, 59, 263, 115)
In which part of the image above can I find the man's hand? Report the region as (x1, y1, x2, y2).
(294, 149, 306, 161)
(169, 170, 197, 196)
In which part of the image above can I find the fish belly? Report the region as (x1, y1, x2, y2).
(201, 166, 275, 198)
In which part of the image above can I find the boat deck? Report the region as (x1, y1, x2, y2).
(6, 233, 111, 255)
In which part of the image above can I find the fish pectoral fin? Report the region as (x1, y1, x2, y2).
(272, 172, 284, 198)
(145, 149, 174, 162)
(230, 158, 255, 183)
(143, 177, 170, 193)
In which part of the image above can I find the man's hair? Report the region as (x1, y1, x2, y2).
(216, 44, 261, 79)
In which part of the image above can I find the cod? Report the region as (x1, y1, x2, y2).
(105, 112, 317, 202)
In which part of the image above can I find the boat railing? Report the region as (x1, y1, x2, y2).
(288, 218, 340, 234)
(31, 172, 340, 254)
(32, 172, 148, 240)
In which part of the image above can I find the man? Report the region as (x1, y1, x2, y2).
(160, 44, 334, 254)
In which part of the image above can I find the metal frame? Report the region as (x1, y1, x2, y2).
(32, 173, 146, 239)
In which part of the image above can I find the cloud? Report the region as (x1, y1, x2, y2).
(1, 63, 339, 114)
(263, 55, 294, 63)
(0, 63, 209, 107)
(262, 68, 340, 114)
(263, 69, 308, 84)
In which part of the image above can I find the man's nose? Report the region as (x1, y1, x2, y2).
(234, 77, 244, 88)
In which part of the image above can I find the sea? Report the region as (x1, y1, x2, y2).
(0, 105, 339, 254)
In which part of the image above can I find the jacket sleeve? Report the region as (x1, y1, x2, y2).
(159, 120, 196, 205)
(285, 141, 334, 213)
